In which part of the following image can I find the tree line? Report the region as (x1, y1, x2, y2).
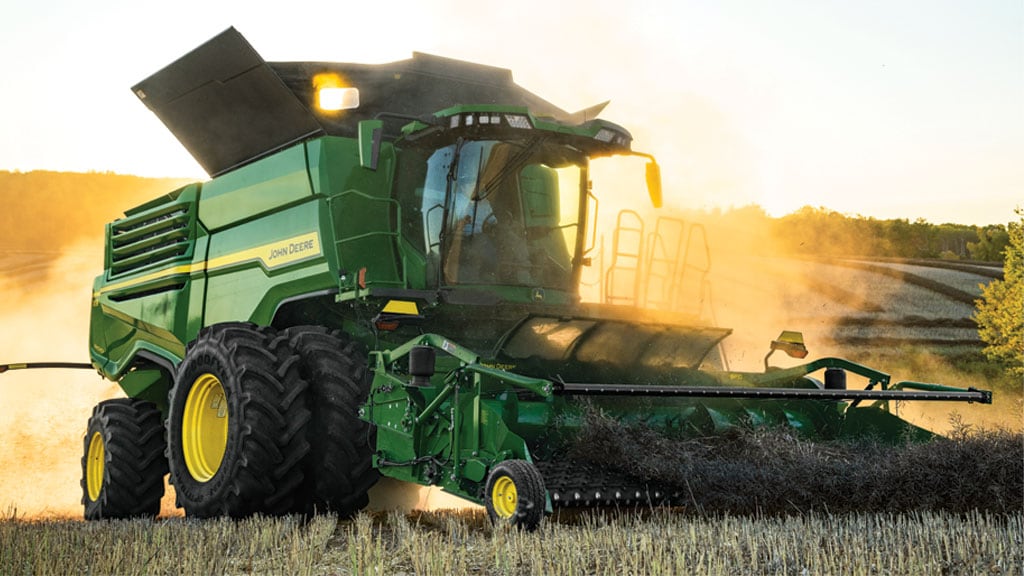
(1, 171, 1013, 263)
(0, 170, 192, 252)
(774, 206, 1011, 261)
(686, 204, 1012, 262)
(974, 208, 1022, 377)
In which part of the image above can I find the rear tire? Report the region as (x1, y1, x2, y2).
(283, 326, 379, 517)
(168, 322, 311, 518)
(484, 459, 546, 531)
(81, 398, 167, 520)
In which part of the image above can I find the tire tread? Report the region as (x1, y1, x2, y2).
(82, 398, 167, 519)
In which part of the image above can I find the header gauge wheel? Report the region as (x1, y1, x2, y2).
(484, 459, 546, 531)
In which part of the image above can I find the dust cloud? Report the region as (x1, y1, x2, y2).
(0, 172, 199, 519)
(0, 172, 188, 519)
(0, 241, 121, 519)
(367, 478, 478, 513)
(580, 159, 1019, 434)
(583, 156, 822, 370)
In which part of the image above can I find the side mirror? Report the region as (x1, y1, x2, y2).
(358, 119, 383, 170)
(645, 161, 663, 208)
(772, 330, 809, 358)
(764, 330, 808, 371)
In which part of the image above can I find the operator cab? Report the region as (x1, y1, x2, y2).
(404, 138, 586, 293)
(388, 106, 658, 304)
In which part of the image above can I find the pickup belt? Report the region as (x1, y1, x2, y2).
(535, 460, 679, 509)
(554, 382, 992, 404)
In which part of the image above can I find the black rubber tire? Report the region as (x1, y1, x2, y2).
(81, 398, 167, 520)
(283, 326, 380, 517)
(484, 459, 547, 531)
(168, 322, 311, 518)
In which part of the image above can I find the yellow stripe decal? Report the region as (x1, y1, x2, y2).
(97, 264, 199, 296)
(96, 232, 322, 296)
(382, 300, 419, 315)
(206, 232, 321, 272)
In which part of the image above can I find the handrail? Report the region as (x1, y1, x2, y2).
(331, 189, 406, 286)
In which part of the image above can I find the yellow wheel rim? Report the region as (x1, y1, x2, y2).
(491, 476, 518, 519)
(86, 431, 105, 502)
(182, 373, 229, 482)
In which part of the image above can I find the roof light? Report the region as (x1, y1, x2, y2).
(313, 73, 359, 112)
(504, 114, 532, 129)
(318, 87, 359, 111)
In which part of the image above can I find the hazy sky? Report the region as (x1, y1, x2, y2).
(1, 0, 1020, 225)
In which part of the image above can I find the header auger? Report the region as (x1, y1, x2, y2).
(3, 28, 991, 529)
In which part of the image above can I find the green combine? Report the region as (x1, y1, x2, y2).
(14, 28, 994, 528)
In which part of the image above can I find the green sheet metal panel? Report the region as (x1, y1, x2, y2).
(90, 184, 205, 379)
(197, 143, 313, 232)
(202, 202, 336, 327)
(307, 136, 404, 289)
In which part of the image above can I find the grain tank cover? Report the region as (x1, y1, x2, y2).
(133, 27, 579, 177)
(131, 28, 323, 177)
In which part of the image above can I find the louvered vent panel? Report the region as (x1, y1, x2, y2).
(109, 204, 194, 276)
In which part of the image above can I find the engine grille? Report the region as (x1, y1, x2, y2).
(109, 203, 195, 277)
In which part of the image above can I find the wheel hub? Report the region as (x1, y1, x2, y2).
(182, 373, 229, 482)
(86, 431, 105, 502)
(491, 475, 518, 518)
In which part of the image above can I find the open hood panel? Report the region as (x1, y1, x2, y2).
(133, 27, 573, 176)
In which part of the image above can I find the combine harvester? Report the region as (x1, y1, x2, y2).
(2, 29, 991, 529)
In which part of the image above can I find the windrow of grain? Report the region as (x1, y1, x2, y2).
(845, 260, 999, 296)
(2, 509, 1021, 575)
(570, 412, 1024, 515)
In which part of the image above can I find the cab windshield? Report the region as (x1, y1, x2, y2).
(420, 139, 585, 290)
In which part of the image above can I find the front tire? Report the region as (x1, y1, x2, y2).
(484, 459, 546, 531)
(168, 323, 311, 518)
(283, 326, 379, 517)
(81, 398, 167, 520)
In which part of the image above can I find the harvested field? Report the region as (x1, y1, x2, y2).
(2, 510, 1022, 575)
(846, 259, 1002, 295)
(848, 257, 1005, 279)
(820, 321, 979, 347)
(825, 259, 986, 304)
(708, 255, 999, 366)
